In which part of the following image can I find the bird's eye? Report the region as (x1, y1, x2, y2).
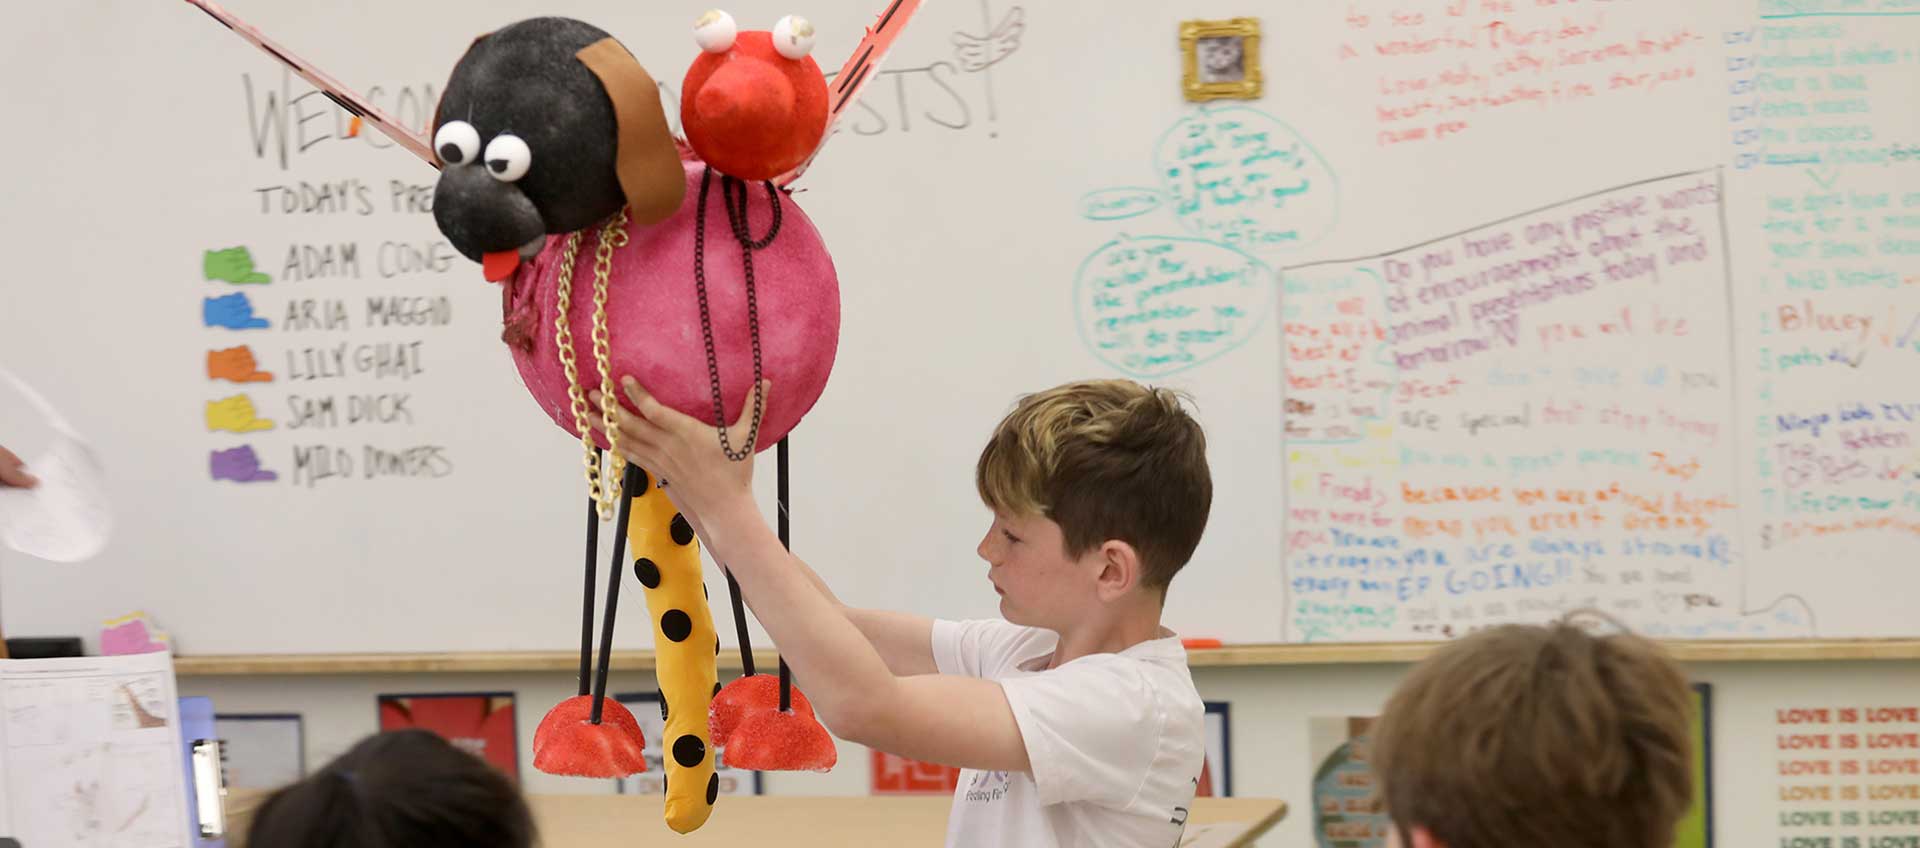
(772, 15, 816, 59)
(484, 134, 532, 182)
(434, 120, 481, 166)
(694, 9, 738, 53)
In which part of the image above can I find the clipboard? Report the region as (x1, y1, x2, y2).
(180, 696, 231, 844)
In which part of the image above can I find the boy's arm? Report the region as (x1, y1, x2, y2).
(684, 509, 938, 677)
(601, 380, 1023, 771)
(700, 495, 1030, 772)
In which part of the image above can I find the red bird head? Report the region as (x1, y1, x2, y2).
(682, 11, 830, 181)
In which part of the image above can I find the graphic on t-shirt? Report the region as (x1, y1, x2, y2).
(963, 769, 1013, 803)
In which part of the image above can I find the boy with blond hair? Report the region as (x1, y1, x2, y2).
(1371, 613, 1697, 848)
(599, 377, 1213, 847)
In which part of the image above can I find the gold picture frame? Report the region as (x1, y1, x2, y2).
(1181, 18, 1262, 102)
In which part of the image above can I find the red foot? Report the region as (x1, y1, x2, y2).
(725, 707, 837, 772)
(531, 695, 648, 778)
(709, 674, 814, 743)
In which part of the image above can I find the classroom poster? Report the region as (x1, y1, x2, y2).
(376, 692, 517, 780)
(870, 750, 962, 794)
(0, 651, 195, 847)
(1308, 716, 1390, 848)
(613, 692, 760, 796)
(1773, 698, 1920, 846)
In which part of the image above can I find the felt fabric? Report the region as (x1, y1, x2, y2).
(508, 158, 839, 454)
(625, 477, 719, 833)
(530, 694, 649, 778)
(576, 37, 686, 225)
(682, 31, 830, 181)
(431, 18, 634, 262)
(723, 707, 837, 773)
(709, 673, 815, 744)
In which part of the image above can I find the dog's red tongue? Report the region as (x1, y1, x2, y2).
(482, 250, 520, 282)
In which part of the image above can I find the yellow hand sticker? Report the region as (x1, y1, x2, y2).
(206, 394, 275, 434)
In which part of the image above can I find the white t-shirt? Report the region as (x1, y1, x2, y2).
(931, 618, 1206, 848)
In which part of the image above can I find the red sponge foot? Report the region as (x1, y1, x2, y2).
(531, 695, 648, 778)
(724, 707, 837, 772)
(710, 674, 814, 744)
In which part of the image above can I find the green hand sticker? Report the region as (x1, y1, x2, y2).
(204, 247, 271, 285)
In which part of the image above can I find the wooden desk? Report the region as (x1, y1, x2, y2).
(227, 792, 1286, 847)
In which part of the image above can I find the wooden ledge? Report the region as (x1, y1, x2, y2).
(170, 639, 1920, 676)
(1183, 639, 1920, 667)
(174, 649, 785, 676)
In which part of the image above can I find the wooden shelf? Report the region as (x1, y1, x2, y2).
(171, 639, 1920, 676)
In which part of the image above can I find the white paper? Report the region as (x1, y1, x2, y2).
(0, 368, 112, 562)
(0, 651, 193, 847)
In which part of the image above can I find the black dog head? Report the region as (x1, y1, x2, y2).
(431, 17, 685, 281)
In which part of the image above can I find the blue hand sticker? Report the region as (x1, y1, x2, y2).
(204, 292, 271, 331)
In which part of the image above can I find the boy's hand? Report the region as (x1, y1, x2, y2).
(591, 377, 769, 519)
(0, 445, 38, 488)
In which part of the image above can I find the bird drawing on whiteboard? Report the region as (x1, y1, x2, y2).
(179, 0, 924, 834)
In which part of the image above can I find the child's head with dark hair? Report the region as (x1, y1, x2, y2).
(1370, 612, 1695, 848)
(245, 729, 535, 848)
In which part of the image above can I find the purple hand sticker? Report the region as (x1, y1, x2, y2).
(211, 445, 277, 483)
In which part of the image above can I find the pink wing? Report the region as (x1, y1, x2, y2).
(775, 0, 926, 187)
(181, 0, 439, 168)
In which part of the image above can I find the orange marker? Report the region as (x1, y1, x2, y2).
(1182, 638, 1223, 649)
(346, 116, 363, 138)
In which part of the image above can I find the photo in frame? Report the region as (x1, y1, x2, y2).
(1182, 18, 1262, 101)
(376, 691, 519, 780)
(612, 691, 763, 796)
(214, 712, 306, 791)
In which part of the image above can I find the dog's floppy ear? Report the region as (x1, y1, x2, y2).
(576, 38, 685, 224)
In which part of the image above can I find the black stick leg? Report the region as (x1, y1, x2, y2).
(578, 452, 603, 697)
(726, 567, 755, 678)
(779, 658, 792, 713)
(777, 437, 793, 712)
(591, 463, 644, 724)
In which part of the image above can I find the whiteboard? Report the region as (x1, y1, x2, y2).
(0, 0, 1916, 654)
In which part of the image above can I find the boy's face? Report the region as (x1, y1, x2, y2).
(976, 511, 1094, 628)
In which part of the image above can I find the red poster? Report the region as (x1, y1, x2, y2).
(871, 750, 962, 794)
(378, 692, 519, 780)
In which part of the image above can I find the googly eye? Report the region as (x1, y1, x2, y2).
(772, 15, 816, 60)
(694, 9, 738, 53)
(484, 134, 531, 182)
(434, 120, 481, 166)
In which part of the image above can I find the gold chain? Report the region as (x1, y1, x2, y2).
(553, 209, 633, 522)
(592, 208, 631, 508)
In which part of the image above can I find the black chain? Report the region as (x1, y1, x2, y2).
(692, 166, 782, 462)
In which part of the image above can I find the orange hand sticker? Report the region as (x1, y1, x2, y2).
(206, 394, 275, 434)
(208, 346, 274, 383)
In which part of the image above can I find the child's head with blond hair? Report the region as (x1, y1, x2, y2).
(973, 379, 1211, 629)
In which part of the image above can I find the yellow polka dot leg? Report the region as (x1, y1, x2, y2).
(627, 470, 719, 834)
